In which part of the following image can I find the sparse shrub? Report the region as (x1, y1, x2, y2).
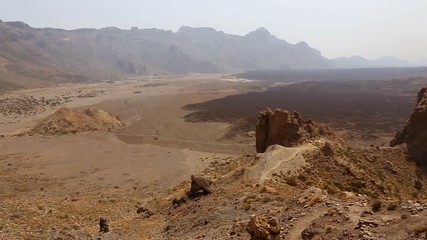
(411, 224, 427, 235)
(326, 208, 337, 216)
(387, 202, 398, 211)
(333, 181, 344, 190)
(275, 195, 285, 202)
(368, 192, 379, 199)
(416, 169, 424, 180)
(308, 195, 322, 206)
(414, 180, 423, 191)
(348, 181, 366, 193)
(243, 203, 251, 211)
(243, 194, 257, 203)
(325, 185, 337, 194)
(371, 200, 382, 212)
(325, 224, 333, 233)
(286, 177, 297, 186)
(261, 196, 272, 203)
(297, 174, 307, 182)
(412, 192, 419, 199)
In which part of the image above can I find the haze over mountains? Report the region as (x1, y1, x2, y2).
(0, 20, 425, 89)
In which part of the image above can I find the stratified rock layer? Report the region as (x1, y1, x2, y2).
(255, 108, 333, 153)
(390, 87, 427, 163)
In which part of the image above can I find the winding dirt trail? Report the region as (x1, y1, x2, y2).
(286, 208, 327, 240)
(244, 144, 315, 184)
(259, 144, 315, 184)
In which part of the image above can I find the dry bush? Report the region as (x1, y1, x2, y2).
(411, 224, 427, 235)
(414, 180, 423, 191)
(286, 177, 297, 186)
(243, 194, 257, 203)
(243, 203, 251, 211)
(261, 196, 272, 203)
(371, 200, 382, 212)
(308, 195, 322, 206)
(326, 208, 337, 216)
(387, 202, 398, 211)
(324, 224, 333, 233)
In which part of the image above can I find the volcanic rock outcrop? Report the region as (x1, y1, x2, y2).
(30, 107, 125, 135)
(256, 108, 334, 153)
(390, 87, 427, 163)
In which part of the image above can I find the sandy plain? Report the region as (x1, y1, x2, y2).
(0, 74, 264, 239)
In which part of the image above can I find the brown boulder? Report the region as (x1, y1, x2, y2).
(246, 215, 280, 240)
(301, 227, 320, 240)
(320, 142, 334, 157)
(256, 108, 334, 153)
(99, 217, 109, 233)
(187, 175, 212, 198)
(390, 87, 427, 163)
(260, 185, 278, 194)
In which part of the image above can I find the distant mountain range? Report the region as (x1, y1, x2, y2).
(330, 55, 424, 69)
(0, 20, 425, 89)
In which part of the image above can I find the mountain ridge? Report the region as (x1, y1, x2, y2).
(0, 20, 424, 90)
(330, 55, 417, 69)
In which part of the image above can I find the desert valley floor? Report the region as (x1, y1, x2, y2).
(0, 75, 260, 239)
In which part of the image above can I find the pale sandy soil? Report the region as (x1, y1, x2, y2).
(252, 144, 315, 184)
(0, 74, 261, 190)
(0, 74, 265, 239)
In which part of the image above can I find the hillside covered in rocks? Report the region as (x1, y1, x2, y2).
(157, 100, 427, 239)
(390, 87, 427, 164)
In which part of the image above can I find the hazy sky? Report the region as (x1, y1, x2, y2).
(1, 0, 426, 61)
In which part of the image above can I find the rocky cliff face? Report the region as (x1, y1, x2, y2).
(390, 87, 427, 163)
(255, 108, 334, 153)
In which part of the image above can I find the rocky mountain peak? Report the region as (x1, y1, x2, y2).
(296, 41, 309, 47)
(5, 21, 31, 30)
(245, 27, 273, 38)
(177, 26, 218, 34)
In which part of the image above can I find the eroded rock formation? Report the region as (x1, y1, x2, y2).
(256, 108, 334, 153)
(390, 87, 427, 163)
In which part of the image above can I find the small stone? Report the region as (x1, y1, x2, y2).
(260, 185, 278, 194)
(301, 227, 319, 240)
(136, 207, 154, 218)
(99, 218, 109, 233)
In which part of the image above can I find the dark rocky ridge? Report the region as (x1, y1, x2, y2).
(390, 87, 427, 163)
(185, 78, 427, 145)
